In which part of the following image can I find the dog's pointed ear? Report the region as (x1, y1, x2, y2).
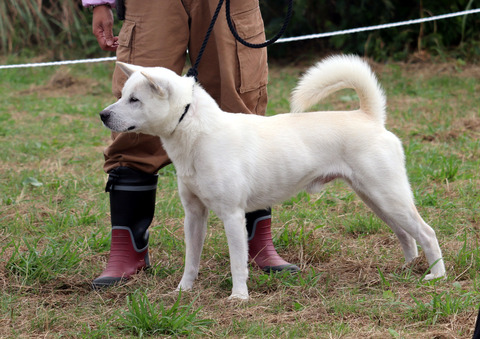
(141, 71, 167, 97)
(116, 61, 141, 78)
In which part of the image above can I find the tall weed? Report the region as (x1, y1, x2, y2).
(0, 0, 98, 57)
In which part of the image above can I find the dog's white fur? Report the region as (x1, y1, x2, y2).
(100, 55, 445, 299)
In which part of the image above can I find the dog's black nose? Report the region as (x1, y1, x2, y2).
(100, 110, 110, 124)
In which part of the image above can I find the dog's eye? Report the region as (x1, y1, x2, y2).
(129, 96, 139, 103)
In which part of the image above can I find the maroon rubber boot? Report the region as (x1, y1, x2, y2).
(92, 227, 150, 288)
(92, 167, 157, 289)
(246, 209, 300, 273)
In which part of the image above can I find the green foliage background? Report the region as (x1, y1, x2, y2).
(0, 0, 480, 61)
(262, 0, 480, 60)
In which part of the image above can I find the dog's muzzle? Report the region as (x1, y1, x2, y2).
(99, 110, 136, 132)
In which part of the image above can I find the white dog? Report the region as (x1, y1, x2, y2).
(100, 55, 445, 300)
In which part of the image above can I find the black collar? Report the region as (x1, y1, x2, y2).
(171, 103, 191, 135)
(178, 103, 191, 124)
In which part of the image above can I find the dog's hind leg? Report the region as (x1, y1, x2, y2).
(347, 145, 445, 279)
(217, 208, 250, 300)
(352, 183, 445, 280)
(177, 184, 209, 292)
(353, 189, 418, 262)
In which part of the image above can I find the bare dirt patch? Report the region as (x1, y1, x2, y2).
(19, 68, 104, 97)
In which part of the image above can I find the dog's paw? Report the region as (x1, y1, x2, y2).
(228, 292, 249, 301)
(423, 272, 446, 281)
(176, 281, 193, 292)
(175, 287, 191, 293)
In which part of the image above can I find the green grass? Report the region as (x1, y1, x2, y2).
(6, 237, 84, 285)
(0, 58, 480, 338)
(117, 290, 212, 337)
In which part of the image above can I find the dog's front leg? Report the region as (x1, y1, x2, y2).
(220, 209, 249, 300)
(176, 184, 209, 292)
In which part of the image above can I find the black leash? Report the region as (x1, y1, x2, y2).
(225, 0, 293, 49)
(186, 0, 226, 80)
(186, 0, 294, 81)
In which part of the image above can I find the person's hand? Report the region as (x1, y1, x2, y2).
(92, 5, 119, 51)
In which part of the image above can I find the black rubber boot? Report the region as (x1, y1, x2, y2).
(473, 306, 480, 339)
(92, 167, 158, 289)
(246, 208, 300, 273)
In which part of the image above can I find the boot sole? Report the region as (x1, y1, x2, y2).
(262, 264, 300, 273)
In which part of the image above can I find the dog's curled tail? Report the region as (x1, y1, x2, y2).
(290, 55, 386, 125)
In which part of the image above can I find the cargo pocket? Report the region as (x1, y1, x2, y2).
(112, 20, 136, 97)
(232, 8, 268, 93)
(116, 19, 136, 63)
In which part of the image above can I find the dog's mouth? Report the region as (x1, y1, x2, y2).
(126, 126, 136, 132)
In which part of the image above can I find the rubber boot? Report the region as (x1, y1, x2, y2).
(473, 306, 480, 339)
(92, 167, 158, 289)
(246, 208, 300, 273)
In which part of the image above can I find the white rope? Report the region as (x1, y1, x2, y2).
(276, 8, 480, 43)
(0, 56, 116, 70)
(1, 8, 479, 70)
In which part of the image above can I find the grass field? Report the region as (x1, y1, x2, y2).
(0, 57, 479, 338)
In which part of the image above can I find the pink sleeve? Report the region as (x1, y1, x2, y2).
(82, 0, 116, 7)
